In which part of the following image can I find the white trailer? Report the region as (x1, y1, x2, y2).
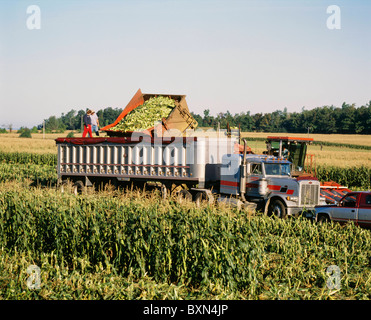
(56, 136, 321, 216)
(56, 136, 234, 195)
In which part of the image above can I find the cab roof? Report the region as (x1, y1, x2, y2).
(244, 154, 291, 164)
(267, 136, 313, 142)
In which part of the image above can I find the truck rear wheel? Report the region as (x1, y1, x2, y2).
(161, 183, 170, 200)
(177, 189, 192, 203)
(58, 179, 70, 193)
(73, 180, 85, 195)
(268, 199, 287, 219)
(194, 191, 214, 207)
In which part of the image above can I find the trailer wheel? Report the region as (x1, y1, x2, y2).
(268, 199, 287, 219)
(58, 179, 75, 194)
(194, 191, 214, 207)
(73, 180, 85, 195)
(58, 179, 69, 193)
(161, 183, 170, 200)
(177, 189, 192, 203)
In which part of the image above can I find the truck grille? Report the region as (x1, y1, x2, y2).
(300, 184, 319, 206)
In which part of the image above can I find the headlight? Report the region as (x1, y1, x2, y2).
(286, 196, 298, 202)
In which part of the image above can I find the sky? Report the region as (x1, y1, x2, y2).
(0, 0, 370, 129)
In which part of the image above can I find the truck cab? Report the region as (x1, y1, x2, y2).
(220, 153, 321, 218)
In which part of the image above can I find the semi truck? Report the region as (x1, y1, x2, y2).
(55, 135, 322, 217)
(55, 89, 322, 217)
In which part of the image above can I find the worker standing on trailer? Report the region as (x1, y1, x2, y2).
(82, 109, 93, 138)
(90, 110, 100, 136)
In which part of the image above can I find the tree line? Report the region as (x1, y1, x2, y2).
(28, 100, 371, 134)
(191, 101, 371, 134)
(36, 108, 123, 133)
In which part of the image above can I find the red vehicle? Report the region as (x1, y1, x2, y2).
(264, 136, 352, 204)
(314, 191, 371, 228)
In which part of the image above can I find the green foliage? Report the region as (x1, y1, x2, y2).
(0, 151, 57, 185)
(19, 128, 32, 138)
(38, 108, 123, 131)
(37, 100, 371, 134)
(0, 163, 57, 185)
(0, 186, 370, 299)
(45, 116, 61, 131)
(111, 96, 175, 132)
(313, 141, 371, 151)
(31, 126, 39, 133)
(0, 151, 57, 166)
(193, 101, 371, 134)
(316, 165, 371, 189)
(0, 150, 370, 299)
(18, 127, 28, 134)
(66, 131, 75, 138)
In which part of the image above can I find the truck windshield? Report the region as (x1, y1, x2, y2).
(264, 163, 291, 176)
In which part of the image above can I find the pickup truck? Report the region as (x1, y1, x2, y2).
(314, 191, 371, 228)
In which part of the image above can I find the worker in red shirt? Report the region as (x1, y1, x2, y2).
(82, 109, 93, 138)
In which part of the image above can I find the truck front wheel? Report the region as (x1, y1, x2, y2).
(268, 199, 287, 219)
(317, 213, 330, 224)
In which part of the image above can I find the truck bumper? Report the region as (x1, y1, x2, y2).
(287, 207, 315, 219)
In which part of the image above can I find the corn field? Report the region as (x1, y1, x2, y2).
(1, 151, 370, 189)
(0, 163, 57, 186)
(0, 150, 370, 299)
(0, 183, 370, 299)
(316, 165, 371, 189)
(0, 151, 57, 166)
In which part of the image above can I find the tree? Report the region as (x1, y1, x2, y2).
(234, 111, 253, 131)
(60, 109, 77, 130)
(300, 109, 316, 133)
(35, 100, 371, 136)
(202, 109, 213, 127)
(45, 116, 59, 131)
(75, 110, 86, 131)
(338, 103, 356, 134)
(216, 112, 227, 129)
(101, 107, 123, 127)
(315, 106, 337, 133)
(259, 114, 272, 132)
(190, 112, 203, 127)
(19, 128, 32, 138)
